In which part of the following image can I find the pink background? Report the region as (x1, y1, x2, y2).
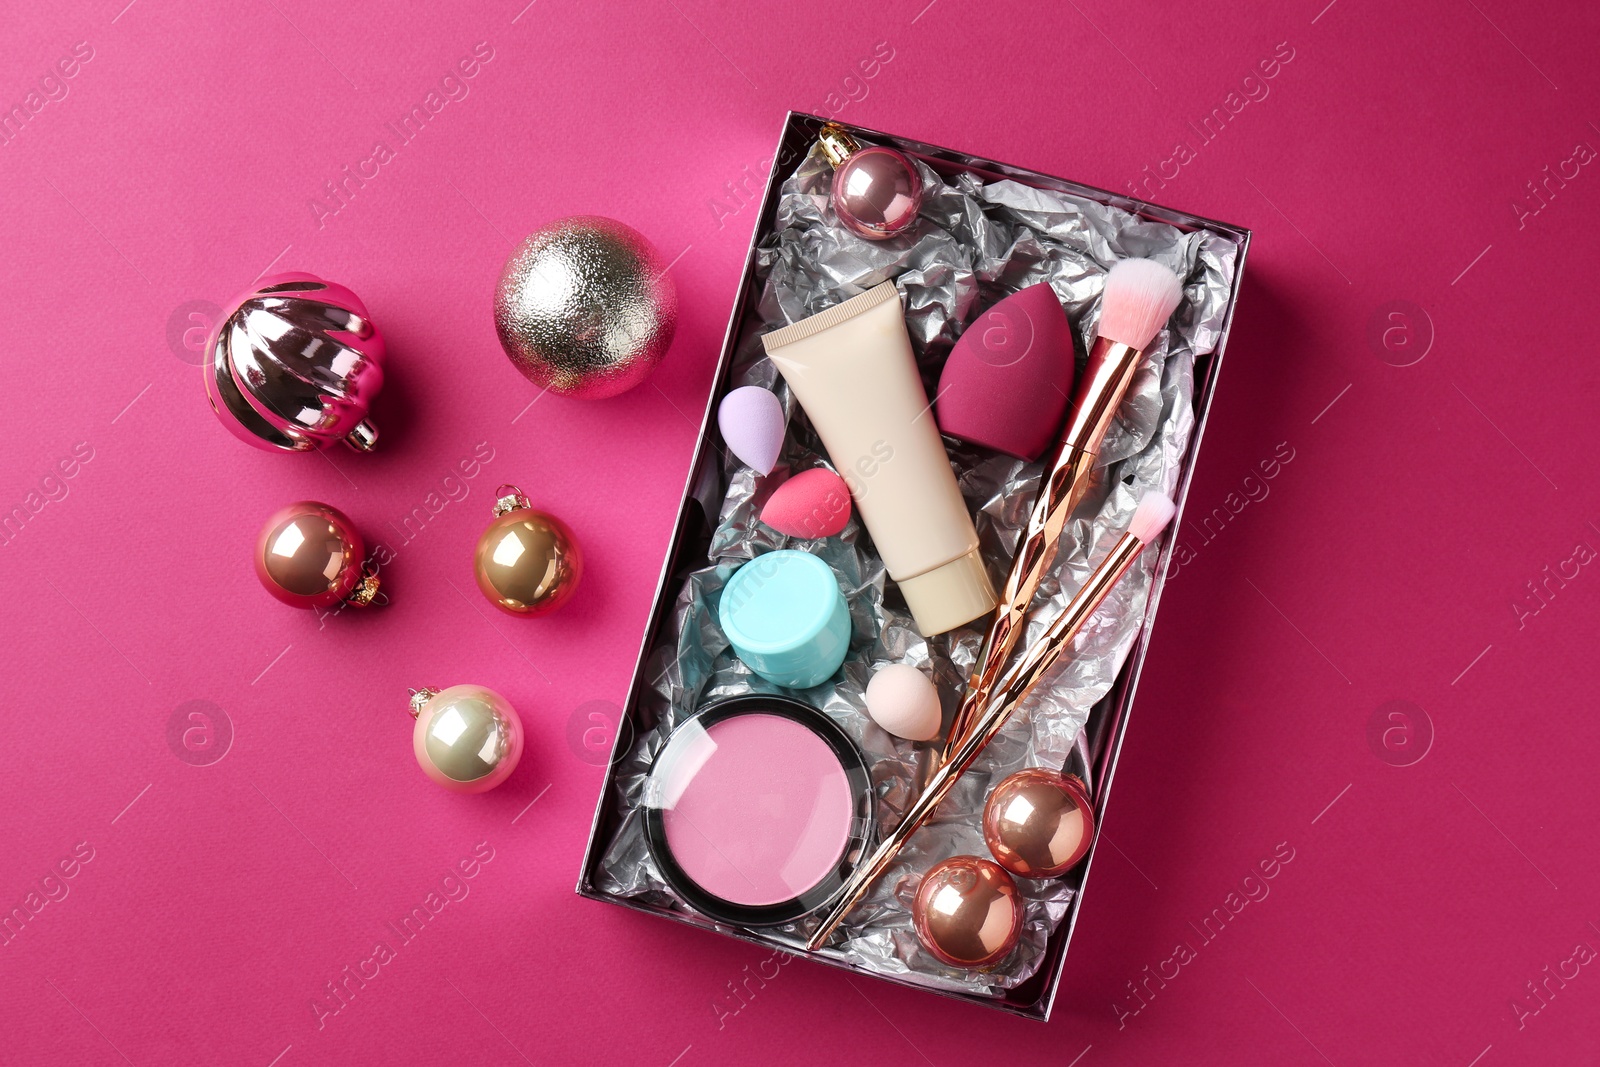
(2, 0, 1597, 1063)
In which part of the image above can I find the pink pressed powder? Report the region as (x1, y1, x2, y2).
(657, 712, 854, 908)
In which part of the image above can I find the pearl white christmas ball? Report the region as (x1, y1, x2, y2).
(411, 685, 524, 793)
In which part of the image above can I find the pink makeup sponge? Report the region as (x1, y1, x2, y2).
(718, 386, 786, 475)
(935, 283, 1074, 461)
(760, 468, 852, 539)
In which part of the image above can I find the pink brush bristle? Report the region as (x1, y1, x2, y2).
(1096, 259, 1184, 350)
(1129, 492, 1176, 544)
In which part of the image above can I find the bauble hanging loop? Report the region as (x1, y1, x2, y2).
(205, 273, 386, 452)
(491, 484, 531, 518)
(409, 684, 524, 793)
(256, 501, 382, 610)
(473, 484, 582, 617)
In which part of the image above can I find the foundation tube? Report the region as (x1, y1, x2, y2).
(761, 282, 997, 635)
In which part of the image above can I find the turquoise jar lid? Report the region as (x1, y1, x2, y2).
(718, 550, 851, 689)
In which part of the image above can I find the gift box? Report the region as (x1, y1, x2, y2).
(577, 112, 1251, 1020)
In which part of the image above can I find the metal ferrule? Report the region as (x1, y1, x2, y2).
(1059, 337, 1141, 461)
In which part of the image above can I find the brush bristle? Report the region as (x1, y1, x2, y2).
(1097, 259, 1184, 349)
(1129, 492, 1176, 545)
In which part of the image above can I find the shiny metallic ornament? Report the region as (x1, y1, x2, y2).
(983, 769, 1094, 879)
(409, 685, 524, 793)
(493, 216, 678, 399)
(255, 501, 380, 610)
(472, 485, 582, 617)
(205, 273, 386, 452)
(912, 855, 1023, 969)
(818, 123, 923, 240)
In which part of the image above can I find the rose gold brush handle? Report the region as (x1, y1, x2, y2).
(809, 529, 1148, 952)
(940, 338, 1144, 765)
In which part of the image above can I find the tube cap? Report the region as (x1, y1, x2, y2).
(896, 549, 997, 636)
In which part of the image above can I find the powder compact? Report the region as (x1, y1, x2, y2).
(643, 695, 874, 926)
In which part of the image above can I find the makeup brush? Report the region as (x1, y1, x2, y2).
(808, 492, 1176, 951)
(940, 259, 1184, 764)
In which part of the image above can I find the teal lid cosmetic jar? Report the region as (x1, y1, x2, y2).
(718, 550, 851, 689)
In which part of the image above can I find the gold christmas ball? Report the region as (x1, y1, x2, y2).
(982, 769, 1094, 879)
(912, 855, 1023, 969)
(473, 485, 582, 617)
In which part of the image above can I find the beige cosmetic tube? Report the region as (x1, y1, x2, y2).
(761, 282, 997, 635)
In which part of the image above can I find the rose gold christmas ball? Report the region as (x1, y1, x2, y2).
(982, 769, 1094, 879)
(255, 501, 377, 610)
(912, 856, 1023, 969)
(818, 123, 923, 241)
(473, 487, 582, 617)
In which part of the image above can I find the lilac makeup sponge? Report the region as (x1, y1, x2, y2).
(760, 468, 852, 539)
(717, 386, 786, 475)
(935, 283, 1074, 461)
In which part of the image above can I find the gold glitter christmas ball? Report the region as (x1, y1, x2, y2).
(493, 216, 677, 400)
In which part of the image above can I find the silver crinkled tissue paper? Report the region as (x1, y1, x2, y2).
(595, 142, 1239, 997)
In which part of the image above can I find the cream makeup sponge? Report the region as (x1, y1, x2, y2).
(864, 663, 942, 742)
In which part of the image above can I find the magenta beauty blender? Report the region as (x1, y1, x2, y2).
(717, 386, 786, 475)
(760, 468, 852, 539)
(935, 283, 1074, 461)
